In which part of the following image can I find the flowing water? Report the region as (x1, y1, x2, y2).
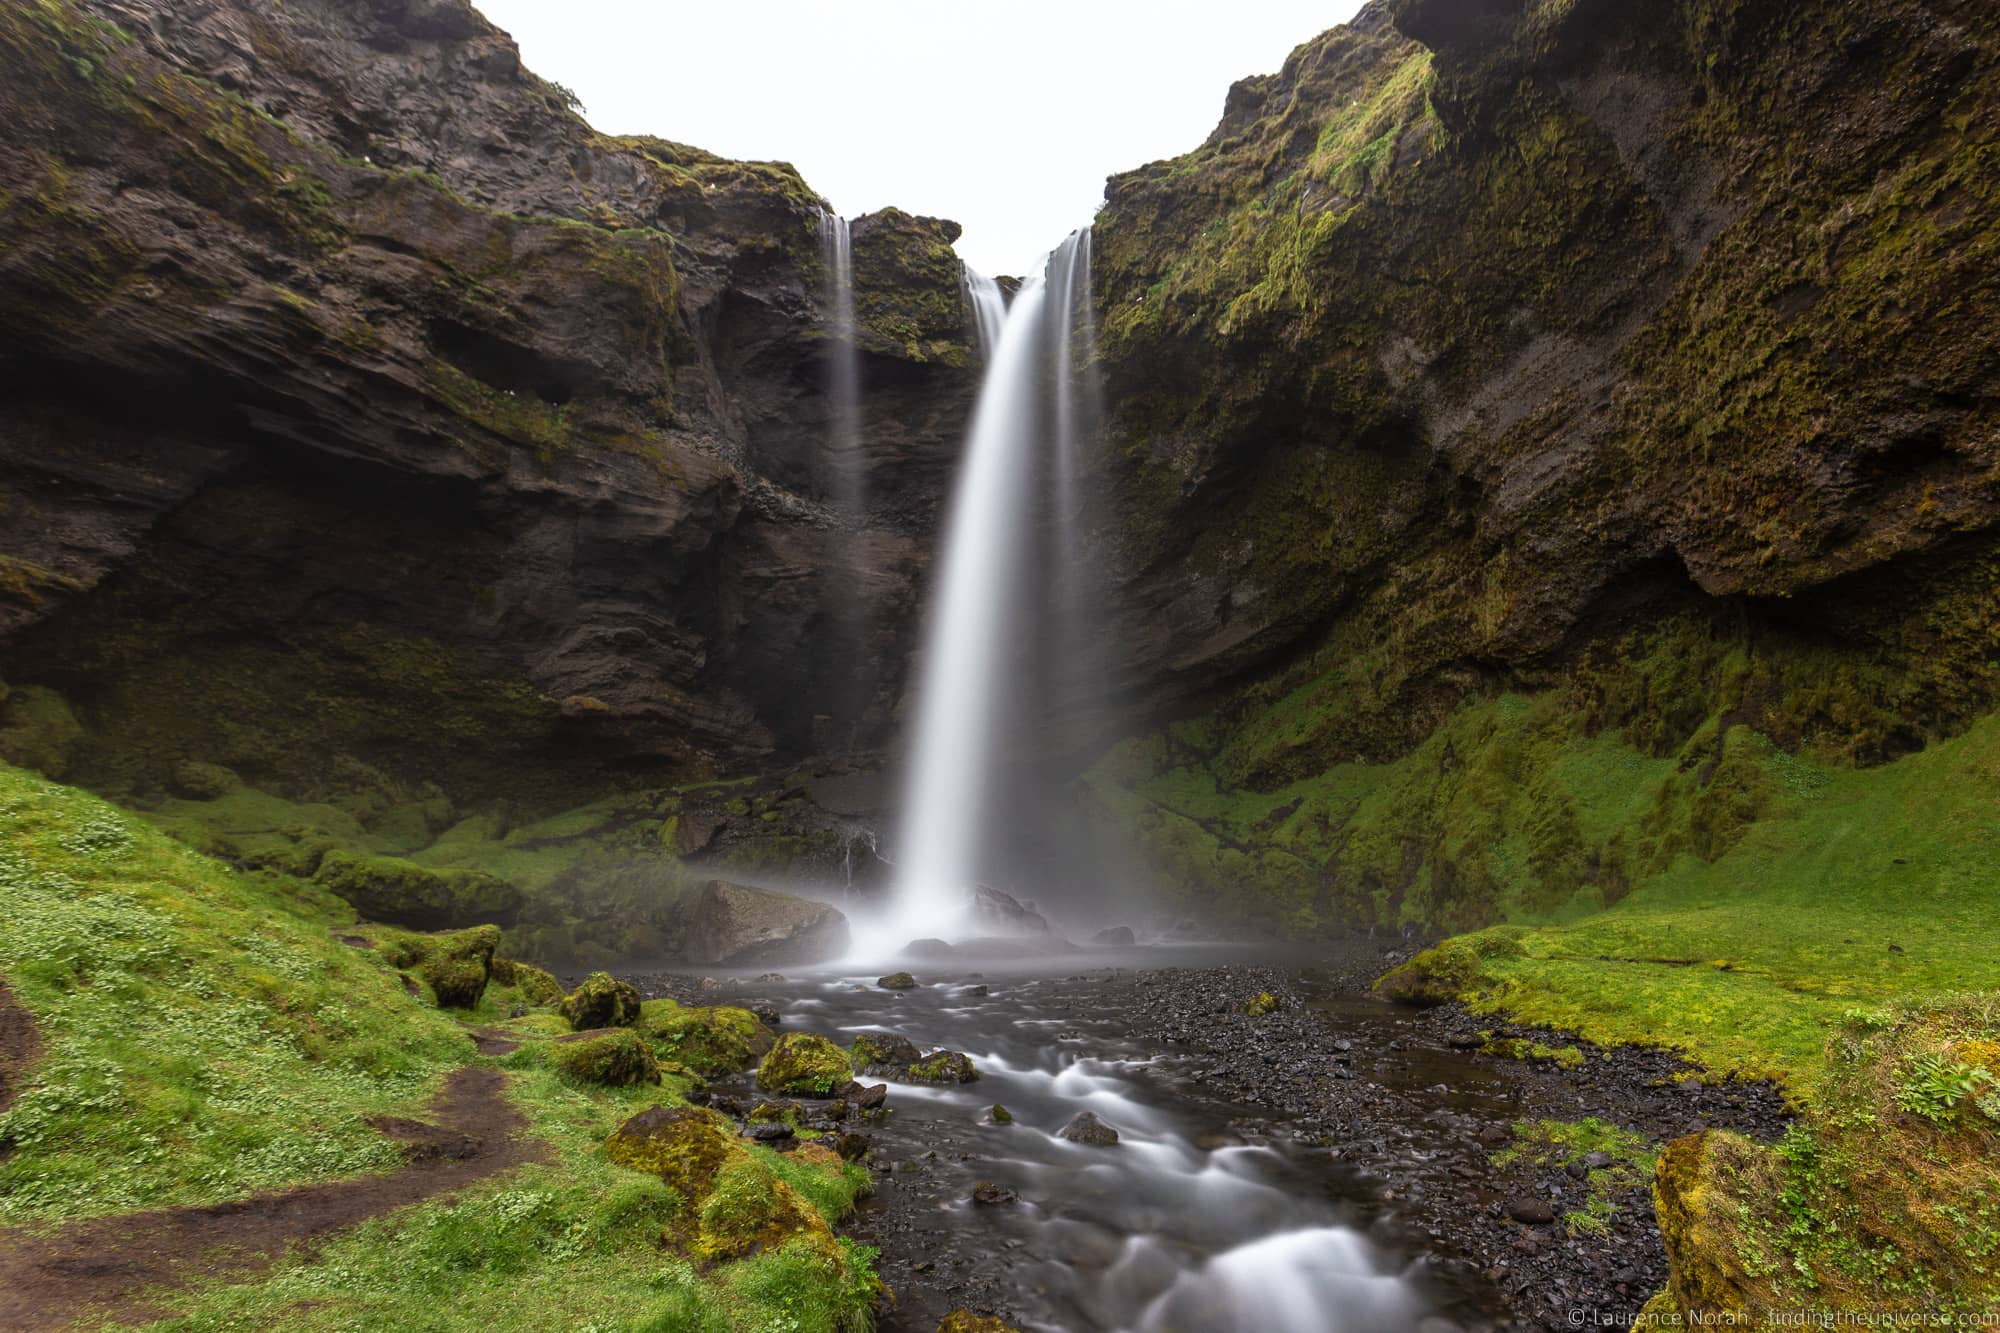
(684, 956, 1489, 1333)
(816, 207, 869, 747)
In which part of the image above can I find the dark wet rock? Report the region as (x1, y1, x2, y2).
(1091, 926, 1136, 947)
(962, 984, 989, 997)
(1057, 1111, 1120, 1146)
(748, 1000, 782, 1028)
(878, 972, 918, 990)
(834, 1079, 890, 1110)
(834, 1131, 872, 1161)
(970, 1181, 1017, 1206)
(744, 1121, 794, 1142)
(851, 1032, 923, 1069)
(1508, 1198, 1557, 1225)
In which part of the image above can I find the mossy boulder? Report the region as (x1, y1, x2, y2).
(877, 972, 916, 990)
(756, 1032, 852, 1096)
(382, 924, 500, 1009)
(489, 955, 564, 1006)
(605, 1103, 743, 1202)
(552, 1027, 661, 1086)
(639, 998, 774, 1075)
(168, 759, 241, 800)
(694, 1156, 837, 1262)
(850, 1031, 921, 1071)
(907, 1049, 979, 1084)
(1374, 939, 1482, 1007)
(559, 971, 641, 1030)
(1057, 1111, 1119, 1146)
(1653, 1130, 1762, 1319)
(1246, 991, 1279, 1017)
(0, 685, 81, 779)
(314, 849, 521, 931)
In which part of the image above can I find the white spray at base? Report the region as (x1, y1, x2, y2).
(846, 235, 1096, 957)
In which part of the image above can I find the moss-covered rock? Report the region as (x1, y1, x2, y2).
(938, 1313, 1021, 1333)
(559, 971, 641, 1031)
(639, 998, 775, 1075)
(1374, 939, 1483, 1007)
(1655, 998, 2000, 1318)
(756, 1032, 851, 1096)
(849, 1031, 921, 1071)
(552, 1027, 661, 1087)
(907, 1049, 979, 1084)
(314, 849, 520, 931)
(937, 1314, 1021, 1333)
(0, 685, 81, 778)
(381, 923, 499, 1009)
(877, 972, 916, 990)
(168, 759, 240, 800)
(489, 954, 564, 1006)
(694, 1156, 837, 1263)
(1245, 992, 1279, 1017)
(605, 1103, 742, 1203)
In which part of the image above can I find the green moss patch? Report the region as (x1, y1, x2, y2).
(639, 998, 774, 1076)
(757, 1033, 852, 1097)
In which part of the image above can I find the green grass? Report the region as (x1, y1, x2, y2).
(0, 766, 468, 1223)
(146, 1059, 879, 1333)
(0, 760, 880, 1328)
(1465, 709, 2000, 1086)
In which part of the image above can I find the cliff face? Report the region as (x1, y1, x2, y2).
(3, 0, 1997, 947)
(0, 0, 974, 810)
(1077, 0, 2000, 931)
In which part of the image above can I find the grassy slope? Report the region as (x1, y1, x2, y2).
(0, 763, 878, 1332)
(1089, 689, 2000, 1090)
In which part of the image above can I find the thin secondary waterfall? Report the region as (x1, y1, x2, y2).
(816, 207, 868, 744)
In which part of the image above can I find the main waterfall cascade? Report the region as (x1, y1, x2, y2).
(854, 232, 1116, 955)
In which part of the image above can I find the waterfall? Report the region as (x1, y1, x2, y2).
(816, 207, 868, 746)
(860, 230, 1099, 952)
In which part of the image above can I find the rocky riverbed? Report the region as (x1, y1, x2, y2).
(621, 940, 1788, 1332)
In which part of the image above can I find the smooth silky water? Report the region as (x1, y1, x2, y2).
(692, 954, 1464, 1333)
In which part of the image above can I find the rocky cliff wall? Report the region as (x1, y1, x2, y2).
(0, 0, 974, 813)
(1080, 0, 2000, 931)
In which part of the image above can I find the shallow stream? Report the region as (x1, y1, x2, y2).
(682, 951, 1514, 1333)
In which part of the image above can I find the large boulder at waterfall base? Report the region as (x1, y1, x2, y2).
(640, 999, 775, 1075)
(1092, 925, 1137, 947)
(1058, 1111, 1120, 1146)
(877, 972, 918, 990)
(560, 971, 643, 1031)
(682, 879, 850, 967)
(968, 885, 1050, 935)
(757, 1032, 853, 1096)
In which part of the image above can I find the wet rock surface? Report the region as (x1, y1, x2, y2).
(626, 944, 1788, 1332)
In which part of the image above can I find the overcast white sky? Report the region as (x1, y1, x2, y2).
(474, 1, 1366, 275)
